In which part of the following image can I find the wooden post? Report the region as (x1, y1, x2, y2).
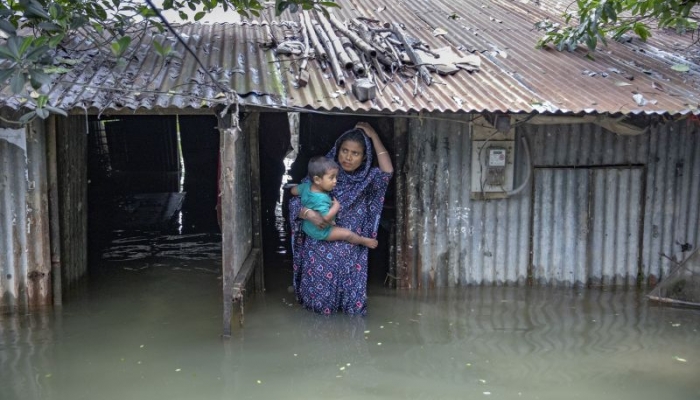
(219, 111, 238, 338)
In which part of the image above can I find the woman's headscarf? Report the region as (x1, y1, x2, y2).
(326, 128, 379, 216)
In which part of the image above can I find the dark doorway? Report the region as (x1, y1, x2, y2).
(86, 115, 221, 268)
(257, 112, 293, 290)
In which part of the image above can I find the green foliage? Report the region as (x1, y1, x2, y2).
(0, 0, 337, 123)
(536, 0, 699, 52)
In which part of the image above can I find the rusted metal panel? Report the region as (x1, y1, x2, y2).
(403, 114, 531, 288)
(25, 122, 52, 307)
(56, 116, 88, 291)
(270, 0, 699, 115)
(0, 121, 51, 313)
(402, 115, 700, 288)
(1, 1, 698, 116)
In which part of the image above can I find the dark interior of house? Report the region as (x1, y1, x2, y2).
(85, 113, 393, 289)
(86, 115, 221, 269)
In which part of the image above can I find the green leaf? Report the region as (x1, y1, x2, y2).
(194, 11, 206, 21)
(36, 94, 48, 108)
(6, 35, 23, 59)
(10, 71, 25, 94)
(0, 19, 17, 35)
(43, 66, 71, 74)
(0, 68, 14, 83)
(110, 35, 132, 57)
(44, 105, 68, 117)
(25, 45, 49, 62)
(36, 107, 50, 119)
(93, 4, 108, 20)
(55, 57, 81, 66)
(19, 111, 37, 125)
(0, 45, 16, 61)
(48, 3, 63, 19)
(29, 69, 52, 88)
(633, 23, 651, 41)
(671, 64, 690, 72)
(178, 10, 188, 20)
(18, 36, 33, 57)
(320, 2, 340, 8)
(48, 33, 65, 48)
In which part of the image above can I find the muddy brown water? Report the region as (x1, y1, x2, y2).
(2, 233, 699, 400)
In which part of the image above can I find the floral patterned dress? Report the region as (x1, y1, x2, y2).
(289, 130, 392, 315)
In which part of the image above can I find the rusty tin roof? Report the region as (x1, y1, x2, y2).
(0, 0, 697, 115)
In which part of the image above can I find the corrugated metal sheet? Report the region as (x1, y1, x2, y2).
(643, 121, 700, 284)
(0, 23, 285, 113)
(532, 167, 644, 286)
(55, 116, 88, 291)
(271, 0, 700, 115)
(0, 0, 698, 115)
(0, 122, 51, 313)
(402, 115, 531, 288)
(401, 116, 700, 288)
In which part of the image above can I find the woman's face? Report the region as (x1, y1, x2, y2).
(338, 139, 365, 172)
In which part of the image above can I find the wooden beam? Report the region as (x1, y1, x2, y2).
(219, 112, 238, 338)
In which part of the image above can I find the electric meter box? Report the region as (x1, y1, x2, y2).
(471, 140, 515, 199)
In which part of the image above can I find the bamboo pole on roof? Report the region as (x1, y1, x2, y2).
(302, 11, 326, 62)
(312, 19, 346, 86)
(328, 13, 377, 57)
(315, 11, 353, 70)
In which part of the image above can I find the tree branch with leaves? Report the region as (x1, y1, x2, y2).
(535, 0, 699, 53)
(0, 0, 339, 124)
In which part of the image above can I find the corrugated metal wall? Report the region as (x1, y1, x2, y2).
(402, 115, 531, 288)
(55, 116, 88, 292)
(0, 121, 51, 313)
(401, 116, 700, 288)
(532, 167, 644, 286)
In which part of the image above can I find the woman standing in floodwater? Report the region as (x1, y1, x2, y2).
(289, 122, 393, 315)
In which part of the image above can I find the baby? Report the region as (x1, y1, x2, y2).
(291, 156, 378, 248)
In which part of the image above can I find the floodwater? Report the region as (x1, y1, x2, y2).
(3, 167, 700, 400)
(2, 235, 699, 400)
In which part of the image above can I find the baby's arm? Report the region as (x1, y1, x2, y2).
(324, 198, 340, 223)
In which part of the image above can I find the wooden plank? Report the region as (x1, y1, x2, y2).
(219, 113, 237, 338)
(232, 248, 261, 326)
(232, 248, 261, 300)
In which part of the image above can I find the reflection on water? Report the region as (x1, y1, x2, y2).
(2, 265, 699, 400)
(102, 231, 222, 262)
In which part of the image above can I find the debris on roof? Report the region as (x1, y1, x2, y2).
(272, 10, 481, 101)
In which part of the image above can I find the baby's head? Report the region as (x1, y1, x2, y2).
(308, 156, 339, 192)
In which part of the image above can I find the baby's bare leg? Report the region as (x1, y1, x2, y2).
(326, 227, 378, 249)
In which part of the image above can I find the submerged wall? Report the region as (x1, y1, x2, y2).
(399, 115, 700, 288)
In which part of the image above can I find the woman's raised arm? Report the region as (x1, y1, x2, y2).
(355, 122, 393, 173)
